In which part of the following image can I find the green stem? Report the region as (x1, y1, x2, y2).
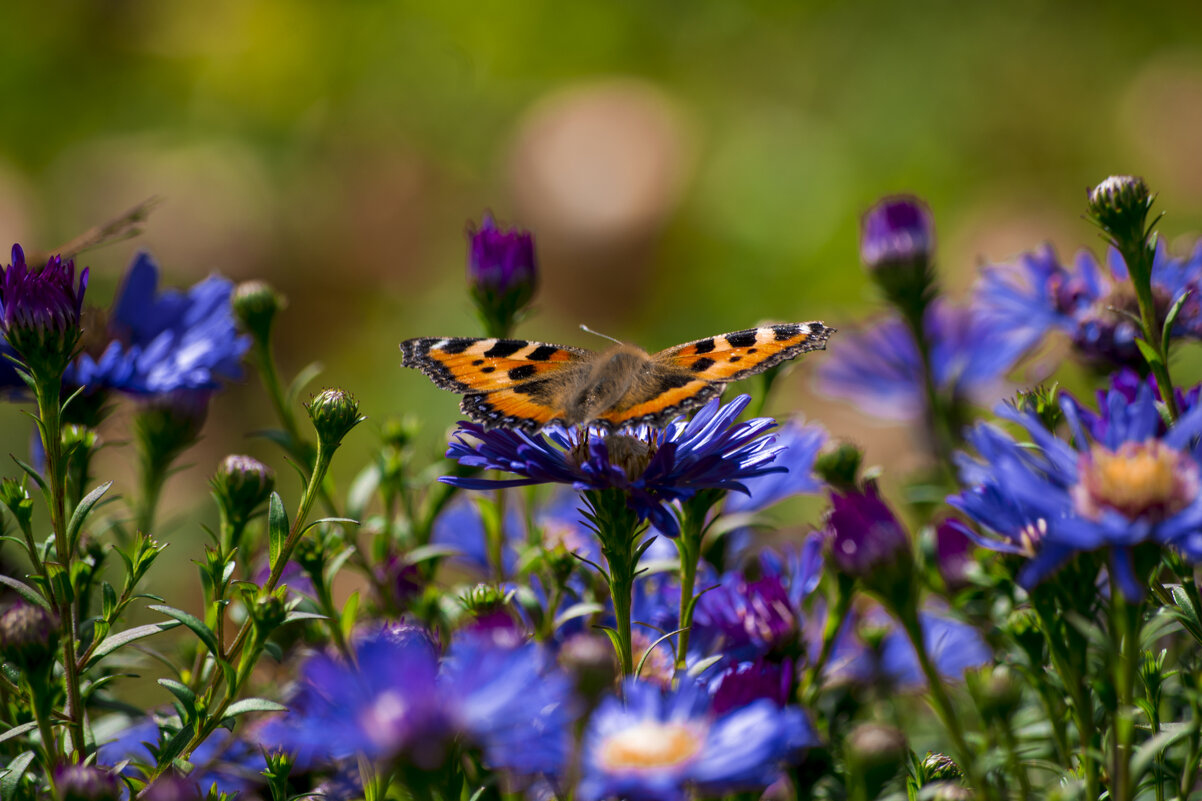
(1121, 238, 1180, 421)
(802, 580, 852, 706)
(900, 308, 956, 478)
(1034, 600, 1100, 801)
(674, 515, 702, 673)
(1109, 575, 1142, 801)
(34, 375, 85, 761)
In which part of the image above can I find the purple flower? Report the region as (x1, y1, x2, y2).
(468, 213, 538, 337)
(53, 764, 121, 801)
(934, 518, 974, 591)
(815, 300, 1026, 421)
(826, 483, 911, 579)
(861, 195, 935, 271)
(68, 252, 248, 395)
(267, 630, 572, 777)
(579, 678, 814, 801)
(0, 244, 88, 375)
(442, 395, 785, 537)
(707, 659, 792, 716)
(949, 381, 1202, 597)
(974, 241, 1202, 368)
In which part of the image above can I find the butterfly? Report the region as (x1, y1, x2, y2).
(399, 322, 834, 432)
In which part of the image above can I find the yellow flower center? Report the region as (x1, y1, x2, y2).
(1073, 441, 1199, 521)
(597, 720, 705, 771)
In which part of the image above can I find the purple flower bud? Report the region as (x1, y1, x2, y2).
(467, 214, 538, 337)
(710, 658, 792, 715)
(827, 483, 911, 580)
(0, 600, 60, 671)
(53, 764, 121, 801)
(212, 454, 275, 525)
(860, 196, 934, 272)
(0, 244, 88, 377)
(935, 519, 974, 590)
(139, 775, 204, 801)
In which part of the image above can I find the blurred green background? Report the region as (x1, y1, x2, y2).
(3, 0, 1202, 586)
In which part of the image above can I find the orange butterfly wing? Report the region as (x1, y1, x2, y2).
(657, 322, 833, 382)
(400, 337, 590, 431)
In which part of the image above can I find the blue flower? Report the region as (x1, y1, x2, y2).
(443, 395, 785, 536)
(949, 382, 1202, 597)
(267, 629, 572, 777)
(579, 678, 814, 801)
(815, 300, 1026, 421)
(97, 716, 265, 795)
(974, 241, 1202, 368)
(68, 252, 248, 395)
(724, 420, 826, 513)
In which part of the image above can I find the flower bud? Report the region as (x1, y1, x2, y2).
(467, 213, 538, 338)
(0, 477, 33, 531)
(966, 664, 1024, 723)
(1003, 607, 1045, 667)
(930, 782, 974, 801)
(844, 722, 908, 800)
(827, 482, 911, 581)
(212, 454, 275, 525)
(559, 633, 619, 703)
(252, 592, 287, 633)
(306, 388, 363, 449)
(0, 601, 60, 671)
(54, 764, 121, 801)
(134, 390, 212, 474)
(1087, 175, 1152, 241)
(232, 279, 285, 344)
(0, 245, 89, 380)
(375, 552, 424, 612)
(813, 441, 863, 492)
(140, 775, 204, 801)
(934, 519, 974, 591)
(861, 196, 936, 323)
(922, 752, 964, 782)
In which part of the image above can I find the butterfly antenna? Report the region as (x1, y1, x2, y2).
(579, 324, 624, 345)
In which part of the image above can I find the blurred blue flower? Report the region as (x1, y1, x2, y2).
(431, 496, 524, 575)
(815, 300, 1026, 421)
(975, 241, 1202, 368)
(97, 716, 265, 795)
(949, 382, 1202, 597)
(443, 395, 785, 536)
(579, 678, 814, 801)
(267, 629, 572, 777)
(67, 252, 248, 395)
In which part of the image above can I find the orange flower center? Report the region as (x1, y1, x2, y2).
(1073, 441, 1198, 521)
(597, 720, 705, 771)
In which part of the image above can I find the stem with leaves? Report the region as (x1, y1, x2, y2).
(583, 489, 648, 677)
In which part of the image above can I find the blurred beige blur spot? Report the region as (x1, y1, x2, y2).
(1121, 52, 1202, 199)
(0, 160, 35, 251)
(508, 80, 693, 323)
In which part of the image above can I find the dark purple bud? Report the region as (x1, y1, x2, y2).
(467, 214, 538, 338)
(53, 764, 121, 801)
(860, 196, 934, 272)
(0, 600, 60, 671)
(710, 658, 792, 715)
(375, 553, 424, 612)
(827, 483, 911, 580)
(0, 244, 89, 377)
(934, 519, 974, 591)
(468, 213, 537, 295)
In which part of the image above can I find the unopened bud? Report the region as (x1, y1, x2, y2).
(232, 280, 285, 343)
(0, 601, 60, 671)
(307, 388, 363, 449)
(54, 764, 121, 801)
(212, 454, 275, 525)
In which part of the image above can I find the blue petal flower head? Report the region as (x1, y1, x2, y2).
(267, 628, 572, 778)
(442, 394, 785, 537)
(579, 678, 815, 801)
(975, 241, 1202, 368)
(949, 381, 1202, 597)
(1077, 368, 1201, 442)
(725, 420, 826, 513)
(431, 496, 524, 575)
(815, 299, 1027, 421)
(68, 252, 249, 394)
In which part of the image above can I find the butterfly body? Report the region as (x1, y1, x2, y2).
(400, 322, 833, 432)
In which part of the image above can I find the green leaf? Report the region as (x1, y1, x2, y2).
(10, 455, 47, 495)
(65, 481, 113, 553)
(1163, 289, 1192, 352)
(282, 611, 327, 625)
(594, 625, 624, 667)
(268, 492, 288, 569)
(0, 721, 37, 745)
(688, 654, 724, 677)
(300, 517, 357, 537)
(1135, 338, 1163, 372)
(346, 463, 380, 521)
(635, 628, 685, 679)
(553, 602, 605, 631)
(155, 722, 195, 768)
(0, 574, 51, 610)
(224, 697, 287, 718)
(148, 604, 221, 658)
(0, 750, 35, 797)
(1131, 723, 1195, 781)
(325, 546, 357, 581)
(158, 678, 198, 711)
(87, 621, 181, 667)
(286, 361, 324, 408)
(403, 544, 462, 565)
(340, 591, 360, 640)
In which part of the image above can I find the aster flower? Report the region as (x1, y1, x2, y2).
(267, 628, 571, 777)
(468, 213, 538, 338)
(578, 678, 814, 801)
(815, 299, 1027, 422)
(443, 394, 784, 537)
(0, 244, 88, 379)
(67, 251, 248, 395)
(949, 380, 1202, 597)
(974, 240, 1202, 369)
(724, 419, 826, 513)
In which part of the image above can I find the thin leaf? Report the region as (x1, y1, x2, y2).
(404, 544, 462, 565)
(1131, 723, 1195, 781)
(158, 679, 198, 710)
(300, 517, 357, 536)
(0, 750, 35, 797)
(635, 628, 686, 679)
(687, 654, 724, 677)
(553, 602, 605, 630)
(148, 605, 221, 657)
(340, 591, 360, 640)
(282, 611, 328, 625)
(224, 698, 287, 718)
(87, 621, 181, 667)
(0, 574, 51, 610)
(1164, 288, 1192, 351)
(346, 463, 380, 521)
(286, 361, 324, 407)
(10, 455, 47, 494)
(65, 481, 113, 553)
(1135, 338, 1163, 372)
(268, 492, 288, 569)
(0, 721, 38, 745)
